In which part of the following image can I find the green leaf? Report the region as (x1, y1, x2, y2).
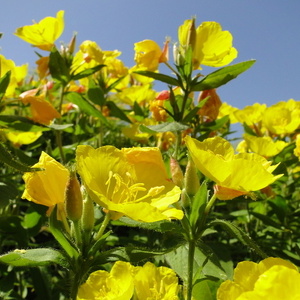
(165, 243, 227, 284)
(71, 64, 105, 80)
(0, 143, 42, 173)
(49, 47, 70, 85)
(66, 92, 109, 126)
(140, 121, 189, 133)
(189, 182, 208, 232)
(47, 123, 73, 131)
(192, 60, 256, 91)
(209, 219, 267, 258)
(202, 115, 230, 131)
(134, 70, 180, 86)
(49, 205, 79, 259)
(87, 81, 106, 106)
(113, 217, 184, 234)
(0, 248, 68, 268)
(106, 101, 132, 123)
(0, 115, 50, 132)
(0, 71, 11, 101)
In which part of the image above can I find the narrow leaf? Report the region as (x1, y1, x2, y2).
(0, 143, 42, 172)
(49, 205, 79, 259)
(49, 47, 70, 85)
(209, 219, 267, 258)
(134, 70, 180, 86)
(192, 60, 256, 91)
(139, 121, 189, 133)
(71, 64, 105, 80)
(106, 101, 132, 123)
(66, 92, 109, 126)
(0, 71, 11, 101)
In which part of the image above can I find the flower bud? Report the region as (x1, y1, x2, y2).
(170, 157, 184, 188)
(184, 157, 200, 196)
(81, 187, 95, 232)
(65, 171, 83, 222)
(68, 33, 77, 55)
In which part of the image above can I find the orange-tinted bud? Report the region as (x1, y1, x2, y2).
(197, 89, 222, 121)
(170, 157, 184, 188)
(65, 172, 83, 222)
(159, 38, 170, 63)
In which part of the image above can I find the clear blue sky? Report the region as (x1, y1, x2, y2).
(1, 0, 299, 110)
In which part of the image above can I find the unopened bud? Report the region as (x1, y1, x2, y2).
(65, 171, 83, 222)
(184, 157, 200, 196)
(81, 187, 95, 232)
(68, 33, 77, 55)
(170, 157, 184, 188)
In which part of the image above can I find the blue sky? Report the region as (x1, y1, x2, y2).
(0, 0, 299, 110)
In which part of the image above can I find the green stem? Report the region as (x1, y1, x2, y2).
(187, 239, 196, 300)
(204, 193, 217, 216)
(94, 212, 111, 241)
(72, 220, 82, 249)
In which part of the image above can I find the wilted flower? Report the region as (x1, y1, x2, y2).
(20, 91, 61, 125)
(185, 136, 282, 200)
(217, 257, 300, 300)
(14, 11, 64, 51)
(76, 145, 183, 222)
(197, 89, 222, 121)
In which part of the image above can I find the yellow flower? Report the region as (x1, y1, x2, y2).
(178, 20, 237, 69)
(76, 145, 183, 222)
(218, 102, 239, 124)
(243, 134, 288, 157)
(14, 10, 64, 51)
(6, 131, 42, 147)
(22, 152, 69, 207)
(20, 92, 61, 125)
(133, 262, 180, 300)
(134, 40, 163, 71)
(0, 55, 28, 97)
(234, 103, 267, 126)
(262, 99, 300, 135)
(217, 257, 300, 300)
(294, 134, 300, 159)
(77, 261, 134, 300)
(185, 136, 282, 200)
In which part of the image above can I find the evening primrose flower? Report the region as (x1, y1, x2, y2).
(185, 136, 282, 200)
(77, 261, 134, 300)
(22, 152, 69, 207)
(76, 145, 183, 222)
(234, 103, 267, 126)
(134, 40, 164, 71)
(133, 262, 180, 299)
(262, 99, 300, 135)
(242, 134, 289, 157)
(14, 10, 64, 51)
(178, 19, 238, 69)
(217, 257, 300, 300)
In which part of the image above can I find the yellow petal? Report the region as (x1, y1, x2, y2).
(22, 152, 69, 207)
(194, 21, 237, 68)
(15, 10, 64, 51)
